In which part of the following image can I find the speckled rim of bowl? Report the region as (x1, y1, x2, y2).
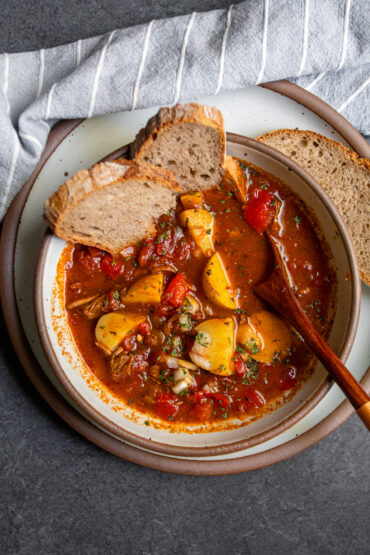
(34, 130, 361, 458)
(0, 80, 368, 474)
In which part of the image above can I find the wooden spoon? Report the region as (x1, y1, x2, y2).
(254, 233, 370, 431)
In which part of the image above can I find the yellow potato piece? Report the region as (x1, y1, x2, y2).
(178, 209, 214, 256)
(190, 318, 235, 376)
(125, 273, 163, 304)
(237, 310, 291, 363)
(180, 192, 203, 209)
(95, 312, 146, 354)
(202, 253, 238, 310)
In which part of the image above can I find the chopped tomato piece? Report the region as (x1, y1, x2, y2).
(77, 248, 102, 276)
(162, 272, 190, 307)
(138, 241, 155, 267)
(137, 320, 151, 335)
(156, 392, 180, 420)
(194, 390, 205, 403)
(121, 333, 136, 352)
(208, 392, 230, 409)
(196, 390, 230, 409)
(243, 188, 274, 233)
(108, 289, 120, 311)
(238, 387, 265, 412)
(191, 399, 213, 421)
(234, 353, 247, 377)
(101, 255, 124, 279)
(278, 366, 297, 391)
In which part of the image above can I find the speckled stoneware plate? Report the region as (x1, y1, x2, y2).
(1, 81, 369, 474)
(34, 133, 360, 457)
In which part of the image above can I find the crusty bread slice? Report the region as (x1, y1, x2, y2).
(130, 103, 225, 192)
(44, 159, 181, 256)
(224, 155, 247, 201)
(257, 129, 370, 285)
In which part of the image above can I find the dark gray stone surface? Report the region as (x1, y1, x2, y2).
(1, 0, 241, 53)
(1, 2, 369, 554)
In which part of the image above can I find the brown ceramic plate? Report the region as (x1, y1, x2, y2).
(1, 81, 369, 474)
(34, 133, 360, 457)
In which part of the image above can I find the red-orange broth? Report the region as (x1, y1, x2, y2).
(64, 159, 335, 425)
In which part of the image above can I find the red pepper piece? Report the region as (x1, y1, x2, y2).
(208, 392, 230, 409)
(243, 188, 274, 234)
(137, 320, 151, 335)
(156, 391, 179, 420)
(238, 387, 265, 412)
(101, 254, 124, 279)
(162, 272, 190, 307)
(277, 366, 297, 391)
(194, 390, 230, 409)
(234, 353, 247, 377)
(108, 290, 120, 311)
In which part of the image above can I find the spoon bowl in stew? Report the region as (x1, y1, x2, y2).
(34, 134, 361, 457)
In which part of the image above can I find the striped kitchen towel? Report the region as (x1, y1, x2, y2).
(1, 0, 369, 219)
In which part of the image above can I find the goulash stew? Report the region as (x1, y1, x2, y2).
(64, 159, 335, 424)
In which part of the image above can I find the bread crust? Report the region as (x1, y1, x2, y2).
(257, 129, 370, 285)
(130, 103, 226, 164)
(44, 159, 181, 250)
(257, 129, 370, 171)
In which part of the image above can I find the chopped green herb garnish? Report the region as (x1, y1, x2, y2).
(294, 216, 302, 225)
(247, 338, 260, 354)
(195, 332, 210, 347)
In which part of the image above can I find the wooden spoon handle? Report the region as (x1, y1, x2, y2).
(295, 314, 370, 411)
(357, 401, 370, 431)
(254, 236, 370, 416)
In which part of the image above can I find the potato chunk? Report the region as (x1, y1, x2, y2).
(237, 310, 291, 363)
(125, 273, 164, 304)
(202, 253, 238, 310)
(190, 318, 235, 376)
(178, 209, 214, 256)
(180, 192, 203, 209)
(95, 312, 146, 354)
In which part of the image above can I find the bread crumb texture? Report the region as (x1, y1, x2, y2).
(131, 103, 225, 192)
(44, 159, 180, 256)
(257, 129, 370, 285)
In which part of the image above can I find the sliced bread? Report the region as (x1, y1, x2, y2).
(130, 103, 225, 192)
(257, 129, 370, 285)
(44, 159, 181, 256)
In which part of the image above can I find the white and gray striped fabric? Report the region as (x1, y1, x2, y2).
(1, 0, 369, 219)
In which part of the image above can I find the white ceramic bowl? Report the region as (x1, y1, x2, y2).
(35, 134, 361, 457)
